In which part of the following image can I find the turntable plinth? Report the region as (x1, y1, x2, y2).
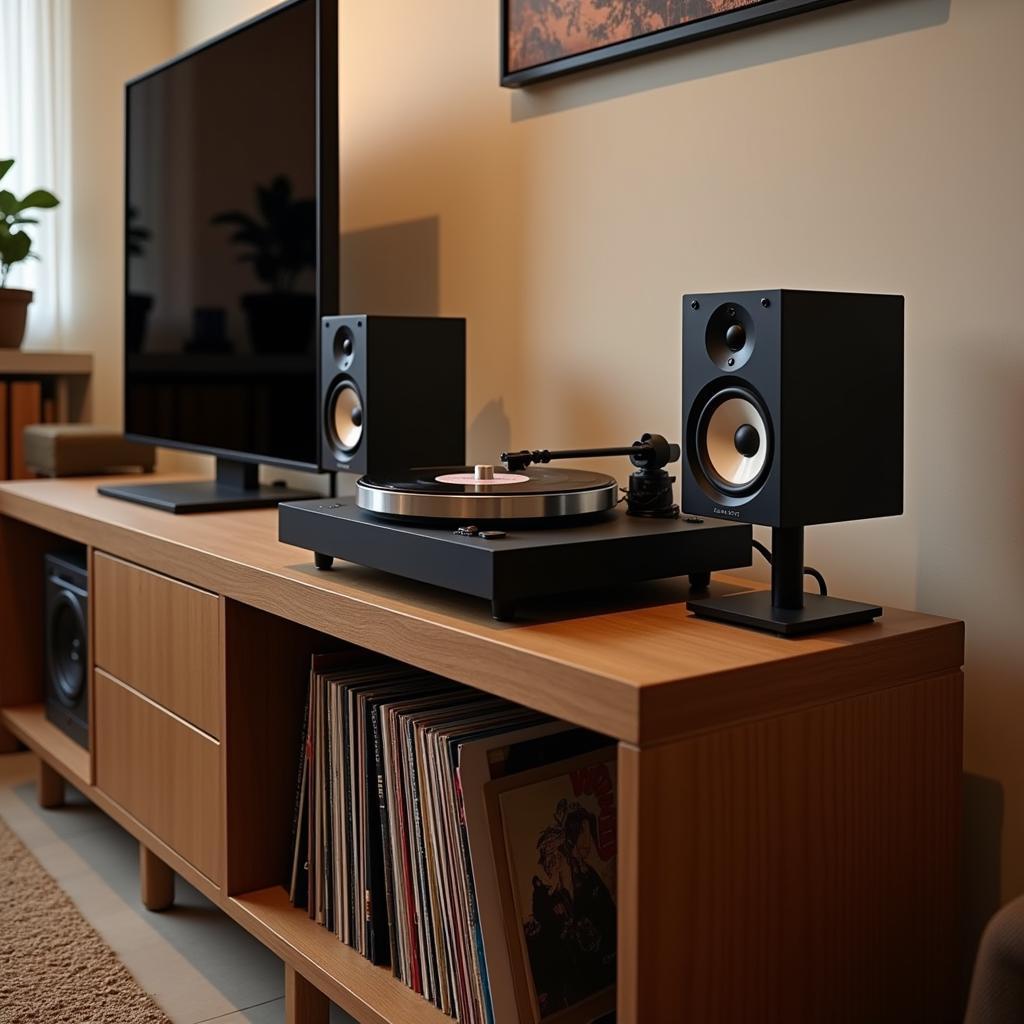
(278, 499, 753, 619)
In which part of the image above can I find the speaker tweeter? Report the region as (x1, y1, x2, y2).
(333, 324, 356, 372)
(706, 301, 755, 371)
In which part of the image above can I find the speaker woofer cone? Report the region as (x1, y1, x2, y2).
(49, 590, 86, 707)
(327, 379, 364, 455)
(694, 385, 772, 497)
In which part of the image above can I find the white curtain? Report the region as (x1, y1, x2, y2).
(0, 0, 71, 349)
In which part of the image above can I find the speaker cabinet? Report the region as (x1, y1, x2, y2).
(44, 550, 89, 748)
(319, 315, 466, 474)
(682, 289, 903, 528)
(683, 290, 904, 635)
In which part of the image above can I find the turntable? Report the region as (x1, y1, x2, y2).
(278, 434, 753, 619)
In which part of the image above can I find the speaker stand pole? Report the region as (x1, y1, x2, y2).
(686, 524, 883, 636)
(771, 526, 805, 611)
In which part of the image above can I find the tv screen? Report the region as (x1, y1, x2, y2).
(124, 0, 336, 470)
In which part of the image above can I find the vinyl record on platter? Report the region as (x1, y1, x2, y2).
(356, 466, 620, 522)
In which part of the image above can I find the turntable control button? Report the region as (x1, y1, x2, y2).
(479, 530, 507, 540)
(685, 516, 704, 524)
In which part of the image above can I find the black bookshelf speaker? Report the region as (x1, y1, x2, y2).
(682, 289, 904, 635)
(319, 315, 466, 474)
(44, 551, 89, 748)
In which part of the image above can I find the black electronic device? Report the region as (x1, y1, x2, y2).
(44, 551, 89, 748)
(279, 497, 751, 620)
(279, 434, 752, 618)
(681, 289, 904, 635)
(319, 315, 466, 474)
(103, 0, 339, 513)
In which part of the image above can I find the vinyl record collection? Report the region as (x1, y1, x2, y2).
(289, 653, 619, 1024)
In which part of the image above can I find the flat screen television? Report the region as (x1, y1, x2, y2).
(101, 0, 338, 513)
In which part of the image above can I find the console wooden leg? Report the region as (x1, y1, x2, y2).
(285, 964, 328, 1024)
(37, 758, 64, 808)
(139, 844, 175, 911)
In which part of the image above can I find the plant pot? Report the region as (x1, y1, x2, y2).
(0, 288, 33, 349)
(241, 292, 316, 354)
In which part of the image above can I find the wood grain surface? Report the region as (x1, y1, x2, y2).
(0, 477, 964, 744)
(2, 703, 90, 789)
(285, 964, 329, 1024)
(0, 350, 92, 376)
(94, 552, 221, 737)
(221, 600, 339, 896)
(617, 671, 963, 1024)
(94, 669, 222, 883)
(232, 886, 451, 1024)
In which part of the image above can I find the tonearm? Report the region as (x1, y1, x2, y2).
(501, 433, 681, 518)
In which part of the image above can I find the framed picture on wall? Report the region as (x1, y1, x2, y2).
(501, 0, 855, 87)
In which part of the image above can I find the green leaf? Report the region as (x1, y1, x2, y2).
(0, 229, 31, 265)
(0, 159, 12, 184)
(18, 189, 59, 211)
(7, 231, 31, 262)
(0, 190, 17, 216)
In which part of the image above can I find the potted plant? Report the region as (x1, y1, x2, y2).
(211, 175, 316, 354)
(0, 158, 60, 348)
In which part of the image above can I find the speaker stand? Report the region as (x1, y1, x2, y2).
(687, 526, 882, 636)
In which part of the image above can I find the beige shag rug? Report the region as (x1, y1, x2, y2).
(0, 815, 170, 1023)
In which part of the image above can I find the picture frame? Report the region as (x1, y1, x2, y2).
(485, 746, 618, 1024)
(501, 0, 856, 87)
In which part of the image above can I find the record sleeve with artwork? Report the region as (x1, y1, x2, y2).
(486, 747, 617, 1024)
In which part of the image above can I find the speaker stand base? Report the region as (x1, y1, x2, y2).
(687, 590, 882, 636)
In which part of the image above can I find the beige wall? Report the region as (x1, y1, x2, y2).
(172, 0, 1024, 943)
(66, 0, 176, 430)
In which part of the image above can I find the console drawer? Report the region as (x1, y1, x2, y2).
(94, 552, 220, 737)
(95, 669, 221, 883)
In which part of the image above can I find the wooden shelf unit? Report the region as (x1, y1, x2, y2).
(1, 703, 90, 790)
(231, 887, 451, 1024)
(0, 476, 966, 1024)
(0, 350, 93, 377)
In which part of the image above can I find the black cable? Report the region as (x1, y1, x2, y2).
(802, 566, 828, 597)
(752, 539, 828, 597)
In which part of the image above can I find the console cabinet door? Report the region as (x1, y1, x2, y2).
(95, 669, 221, 883)
(93, 552, 220, 737)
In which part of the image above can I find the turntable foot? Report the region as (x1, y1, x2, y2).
(491, 598, 516, 621)
(689, 571, 711, 591)
(314, 552, 334, 571)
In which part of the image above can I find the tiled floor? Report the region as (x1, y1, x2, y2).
(0, 751, 354, 1024)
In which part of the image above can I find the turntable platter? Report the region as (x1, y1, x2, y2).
(356, 466, 620, 521)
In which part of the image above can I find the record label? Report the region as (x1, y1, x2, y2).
(434, 472, 531, 486)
